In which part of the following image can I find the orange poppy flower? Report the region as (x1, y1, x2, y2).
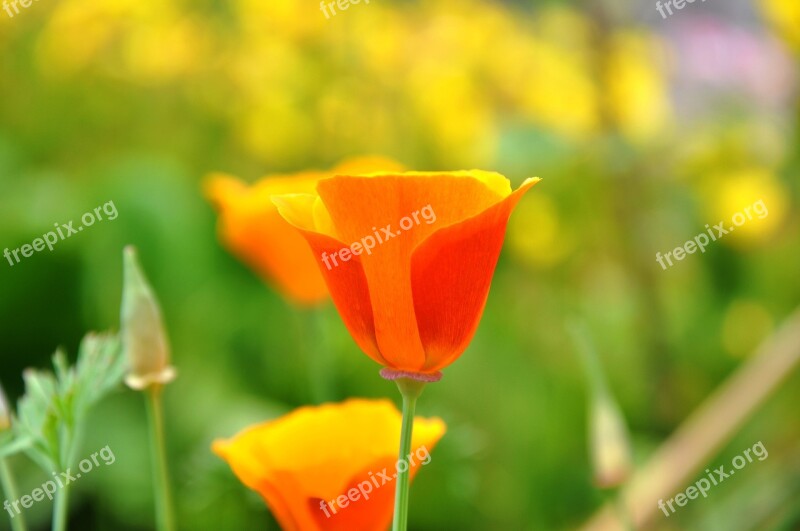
(204, 157, 404, 306)
(273, 171, 539, 377)
(212, 399, 446, 531)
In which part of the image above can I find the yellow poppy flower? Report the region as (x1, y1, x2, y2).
(213, 399, 446, 530)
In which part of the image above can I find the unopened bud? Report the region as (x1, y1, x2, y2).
(121, 246, 176, 390)
(0, 382, 10, 432)
(590, 390, 633, 488)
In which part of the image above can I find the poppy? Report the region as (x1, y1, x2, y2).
(273, 171, 539, 377)
(204, 157, 403, 306)
(212, 399, 446, 531)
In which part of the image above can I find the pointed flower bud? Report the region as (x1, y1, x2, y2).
(121, 246, 176, 390)
(590, 389, 633, 489)
(0, 382, 10, 432)
(569, 321, 633, 489)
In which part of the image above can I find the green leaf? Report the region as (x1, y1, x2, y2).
(0, 432, 32, 459)
(10, 332, 125, 473)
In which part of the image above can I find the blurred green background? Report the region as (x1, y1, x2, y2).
(1, 0, 799, 529)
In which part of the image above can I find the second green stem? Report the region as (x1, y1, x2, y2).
(1, 458, 28, 531)
(145, 387, 175, 531)
(51, 484, 69, 531)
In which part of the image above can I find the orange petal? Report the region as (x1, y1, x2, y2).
(272, 195, 386, 367)
(314, 172, 513, 370)
(204, 172, 329, 305)
(411, 178, 540, 371)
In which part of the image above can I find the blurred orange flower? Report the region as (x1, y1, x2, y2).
(274, 171, 539, 376)
(204, 157, 403, 306)
(212, 399, 446, 531)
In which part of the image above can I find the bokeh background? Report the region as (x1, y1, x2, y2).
(1, 0, 799, 529)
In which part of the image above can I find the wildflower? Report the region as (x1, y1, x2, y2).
(274, 170, 539, 378)
(213, 399, 446, 531)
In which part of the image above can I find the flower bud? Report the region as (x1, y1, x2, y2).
(590, 390, 633, 488)
(0, 382, 10, 432)
(121, 246, 176, 390)
(569, 321, 633, 489)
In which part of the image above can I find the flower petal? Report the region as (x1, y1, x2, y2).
(315, 172, 513, 370)
(272, 195, 386, 367)
(204, 173, 329, 305)
(411, 178, 540, 371)
(212, 399, 446, 531)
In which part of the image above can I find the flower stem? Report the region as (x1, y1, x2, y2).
(606, 485, 633, 531)
(616, 492, 634, 531)
(51, 483, 69, 531)
(0, 458, 27, 531)
(145, 387, 176, 531)
(391, 378, 426, 531)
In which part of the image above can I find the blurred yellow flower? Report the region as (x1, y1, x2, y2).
(704, 167, 788, 248)
(236, 100, 316, 167)
(213, 399, 446, 531)
(23, 0, 652, 163)
(482, 6, 599, 140)
(511, 37, 599, 139)
(605, 31, 672, 143)
(760, 0, 800, 52)
(407, 66, 496, 166)
(35, 0, 209, 81)
(233, 0, 325, 40)
(507, 193, 573, 269)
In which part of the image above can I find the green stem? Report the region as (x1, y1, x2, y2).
(612, 486, 634, 531)
(145, 387, 176, 531)
(294, 306, 333, 404)
(307, 307, 332, 403)
(51, 483, 69, 531)
(391, 379, 426, 531)
(0, 458, 28, 531)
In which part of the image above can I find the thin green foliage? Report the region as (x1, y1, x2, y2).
(2, 333, 125, 471)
